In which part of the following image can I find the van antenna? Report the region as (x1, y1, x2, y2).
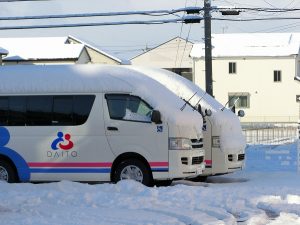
(221, 93, 238, 111)
(222, 93, 244, 111)
(229, 97, 240, 110)
(180, 91, 197, 111)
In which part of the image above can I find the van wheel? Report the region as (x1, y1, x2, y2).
(0, 161, 17, 183)
(113, 159, 153, 187)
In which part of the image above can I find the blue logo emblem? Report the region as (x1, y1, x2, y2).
(157, 126, 163, 133)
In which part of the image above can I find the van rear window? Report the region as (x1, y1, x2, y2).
(0, 95, 95, 126)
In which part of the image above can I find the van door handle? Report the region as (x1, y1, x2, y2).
(107, 126, 118, 131)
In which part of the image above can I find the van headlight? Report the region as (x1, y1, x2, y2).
(169, 138, 192, 150)
(212, 136, 220, 148)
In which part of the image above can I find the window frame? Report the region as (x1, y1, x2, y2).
(229, 62, 237, 74)
(228, 92, 250, 109)
(273, 70, 282, 82)
(0, 95, 95, 126)
(105, 94, 153, 123)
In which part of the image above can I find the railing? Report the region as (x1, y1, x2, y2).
(242, 123, 299, 145)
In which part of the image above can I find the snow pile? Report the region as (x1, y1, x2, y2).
(129, 66, 245, 152)
(1, 142, 300, 224)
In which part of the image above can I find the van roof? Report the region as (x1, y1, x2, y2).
(0, 64, 204, 138)
(0, 65, 135, 94)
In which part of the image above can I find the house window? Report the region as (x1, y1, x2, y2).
(274, 70, 282, 82)
(229, 62, 236, 74)
(165, 68, 193, 81)
(228, 93, 250, 108)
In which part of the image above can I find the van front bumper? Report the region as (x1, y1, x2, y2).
(168, 149, 205, 179)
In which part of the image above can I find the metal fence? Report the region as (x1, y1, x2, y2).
(242, 123, 299, 145)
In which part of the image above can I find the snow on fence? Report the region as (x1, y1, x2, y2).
(242, 123, 298, 145)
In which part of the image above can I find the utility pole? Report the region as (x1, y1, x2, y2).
(204, 0, 213, 97)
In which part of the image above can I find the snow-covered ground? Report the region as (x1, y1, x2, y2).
(1, 142, 300, 225)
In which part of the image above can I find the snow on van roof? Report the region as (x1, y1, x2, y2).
(0, 65, 203, 138)
(129, 66, 245, 152)
(0, 47, 8, 55)
(0, 65, 134, 94)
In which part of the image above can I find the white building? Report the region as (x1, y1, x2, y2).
(190, 33, 300, 123)
(131, 37, 194, 81)
(0, 36, 126, 65)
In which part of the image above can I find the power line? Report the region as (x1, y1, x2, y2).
(174, 0, 188, 67)
(262, 0, 277, 8)
(213, 17, 300, 21)
(0, 7, 201, 21)
(0, 7, 299, 21)
(215, 7, 300, 12)
(0, 16, 202, 30)
(253, 21, 300, 32)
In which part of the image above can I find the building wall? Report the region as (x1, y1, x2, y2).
(194, 56, 300, 123)
(132, 37, 193, 69)
(76, 48, 91, 64)
(86, 47, 120, 65)
(67, 37, 120, 65)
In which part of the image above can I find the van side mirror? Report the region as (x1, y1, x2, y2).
(205, 109, 212, 117)
(151, 110, 162, 124)
(238, 110, 245, 117)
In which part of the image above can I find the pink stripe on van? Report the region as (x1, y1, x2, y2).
(149, 162, 169, 167)
(28, 162, 112, 168)
(204, 160, 212, 165)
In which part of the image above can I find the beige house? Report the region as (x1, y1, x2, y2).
(131, 37, 194, 81)
(0, 36, 126, 65)
(190, 33, 300, 123)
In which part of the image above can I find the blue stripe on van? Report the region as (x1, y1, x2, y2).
(151, 168, 169, 172)
(30, 168, 111, 173)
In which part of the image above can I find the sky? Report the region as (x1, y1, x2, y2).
(0, 0, 299, 59)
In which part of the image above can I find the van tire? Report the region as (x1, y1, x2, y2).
(113, 159, 153, 187)
(0, 160, 18, 183)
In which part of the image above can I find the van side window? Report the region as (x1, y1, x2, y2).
(105, 94, 152, 123)
(27, 96, 52, 125)
(0, 95, 95, 126)
(9, 96, 26, 126)
(0, 97, 9, 125)
(74, 96, 95, 125)
(53, 96, 73, 125)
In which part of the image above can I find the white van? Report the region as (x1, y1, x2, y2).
(130, 66, 246, 179)
(0, 65, 205, 186)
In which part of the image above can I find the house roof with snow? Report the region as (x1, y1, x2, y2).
(190, 33, 300, 58)
(0, 36, 127, 64)
(0, 37, 85, 61)
(67, 35, 129, 65)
